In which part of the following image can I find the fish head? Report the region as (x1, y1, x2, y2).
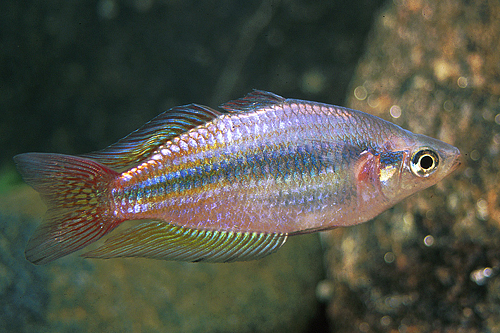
(377, 132, 462, 203)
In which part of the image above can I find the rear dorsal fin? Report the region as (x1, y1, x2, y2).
(220, 90, 285, 113)
(83, 221, 288, 263)
(82, 104, 221, 171)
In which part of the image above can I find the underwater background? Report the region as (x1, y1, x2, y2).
(1, 0, 499, 332)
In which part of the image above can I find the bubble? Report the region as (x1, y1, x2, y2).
(443, 100, 454, 112)
(477, 199, 488, 209)
(380, 315, 392, 327)
(482, 109, 493, 121)
(464, 167, 474, 178)
(403, 212, 414, 225)
(384, 252, 395, 263)
(457, 76, 468, 88)
(494, 113, 500, 125)
(423, 235, 434, 247)
(471, 267, 494, 285)
(354, 86, 368, 101)
(470, 150, 480, 161)
(359, 322, 370, 332)
(390, 105, 402, 118)
(367, 94, 379, 108)
(476, 198, 488, 220)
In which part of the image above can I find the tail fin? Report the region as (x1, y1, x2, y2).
(14, 153, 123, 265)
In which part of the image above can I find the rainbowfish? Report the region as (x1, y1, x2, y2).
(14, 90, 461, 265)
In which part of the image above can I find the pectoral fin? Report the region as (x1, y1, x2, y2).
(83, 221, 288, 263)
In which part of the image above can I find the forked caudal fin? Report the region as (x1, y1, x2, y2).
(14, 153, 123, 264)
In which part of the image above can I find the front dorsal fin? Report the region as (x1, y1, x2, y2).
(220, 90, 285, 113)
(82, 104, 221, 171)
(83, 221, 288, 263)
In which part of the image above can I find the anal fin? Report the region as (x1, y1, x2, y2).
(83, 221, 288, 263)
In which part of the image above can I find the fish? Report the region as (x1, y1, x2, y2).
(14, 90, 461, 265)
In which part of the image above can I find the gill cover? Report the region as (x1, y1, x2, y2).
(378, 151, 405, 200)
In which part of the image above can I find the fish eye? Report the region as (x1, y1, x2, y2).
(410, 148, 439, 177)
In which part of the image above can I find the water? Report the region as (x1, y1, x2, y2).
(7, 0, 499, 332)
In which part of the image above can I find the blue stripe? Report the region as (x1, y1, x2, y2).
(128, 143, 336, 200)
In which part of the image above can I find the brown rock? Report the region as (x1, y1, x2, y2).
(323, 0, 500, 332)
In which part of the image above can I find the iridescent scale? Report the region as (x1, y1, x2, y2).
(84, 221, 288, 262)
(111, 95, 399, 234)
(15, 90, 460, 264)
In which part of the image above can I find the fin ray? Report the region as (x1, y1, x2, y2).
(14, 153, 123, 264)
(220, 90, 285, 113)
(83, 221, 288, 263)
(82, 104, 221, 171)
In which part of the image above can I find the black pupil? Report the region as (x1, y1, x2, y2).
(420, 155, 434, 169)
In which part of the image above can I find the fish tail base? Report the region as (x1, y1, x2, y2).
(14, 153, 123, 264)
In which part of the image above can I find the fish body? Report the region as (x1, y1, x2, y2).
(14, 91, 461, 264)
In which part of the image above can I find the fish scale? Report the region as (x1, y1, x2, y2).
(113, 102, 381, 234)
(14, 90, 461, 264)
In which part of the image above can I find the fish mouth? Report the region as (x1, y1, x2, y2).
(449, 149, 463, 173)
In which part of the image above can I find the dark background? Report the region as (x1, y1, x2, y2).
(4, 1, 500, 332)
(1, 0, 385, 164)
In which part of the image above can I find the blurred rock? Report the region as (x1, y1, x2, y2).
(0, 212, 49, 333)
(323, 0, 500, 332)
(0, 187, 324, 333)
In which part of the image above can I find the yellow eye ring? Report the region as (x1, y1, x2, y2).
(410, 148, 439, 177)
